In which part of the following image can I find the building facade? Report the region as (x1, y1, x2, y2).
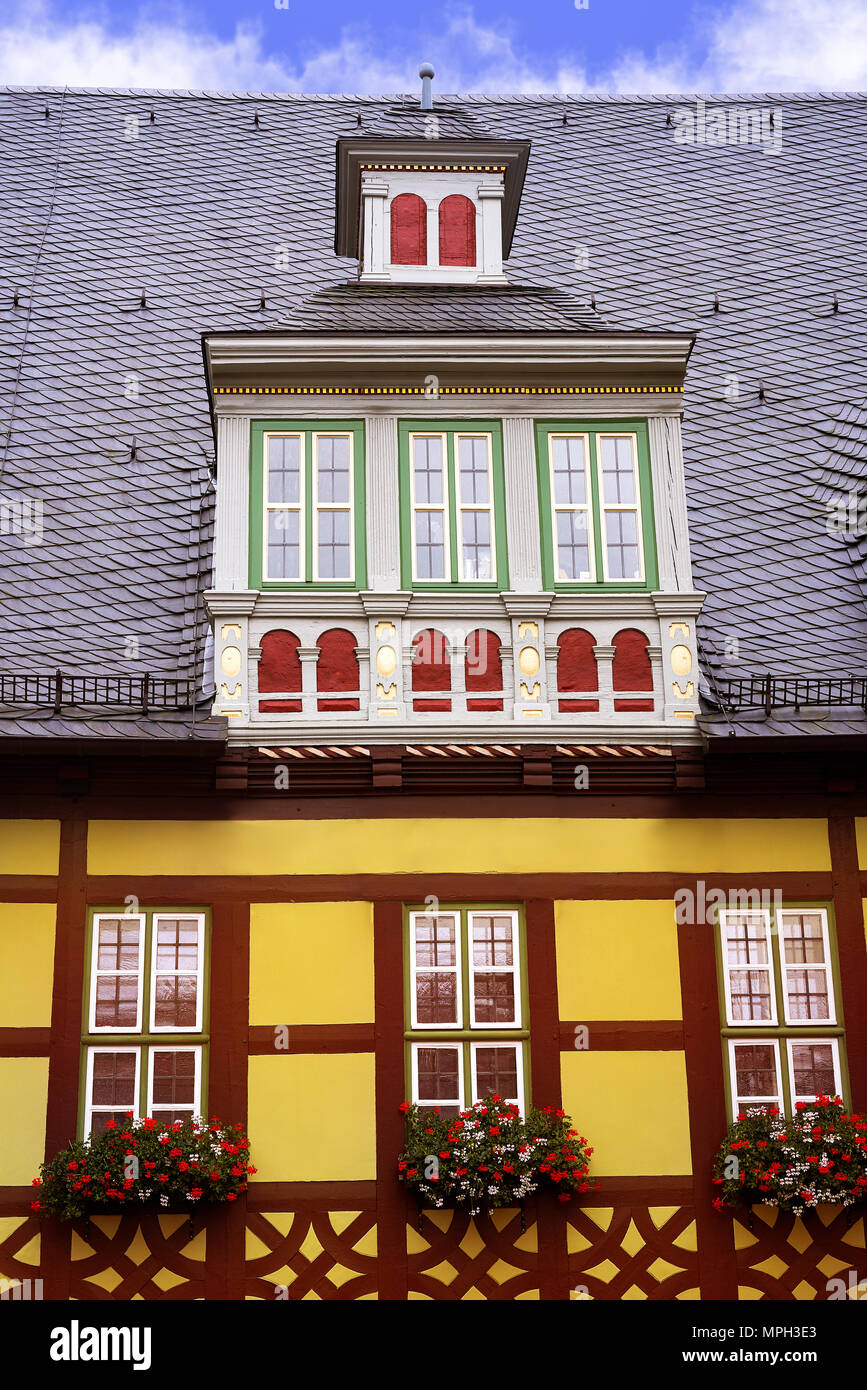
(1, 80, 866, 1301)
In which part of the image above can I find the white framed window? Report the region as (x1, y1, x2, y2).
(598, 433, 644, 582)
(455, 433, 495, 582)
(149, 914, 205, 1033)
(410, 433, 449, 581)
(720, 910, 777, 1026)
(410, 1042, 465, 1116)
(719, 905, 847, 1117)
(83, 908, 208, 1139)
(89, 913, 145, 1033)
(549, 433, 593, 582)
(147, 1046, 202, 1125)
(727, 1039, 783, 1121)
(468, 910, 520, 1029)
(84, 1046, 141, 1137)
(264, 432, 305, 581)
(779, 910, 836, 1025)
(470, 1042, 525, 1111)
(406, 906, 526, 1114)
(313, 432, 355, 581)
(409, 910, 461, 1030)
(786, 1038, 843, 1106)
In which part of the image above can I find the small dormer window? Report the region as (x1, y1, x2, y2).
(359, 168, 503, 285)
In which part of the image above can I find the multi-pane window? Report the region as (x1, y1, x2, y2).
(254, 421, 365, 587)
(537, 423, 655, 588)
(718, 907, 845, 1119)
(400, 423, 506, 587)
(82, 910, 208, 1136)
(407, 907, 527, 1115)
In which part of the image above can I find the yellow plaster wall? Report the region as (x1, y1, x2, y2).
(0, 821, 59, 875)
(87, 817, 830, 877)
(555, 899, 682, 1021)
(249, 902, 374, 1025)
(247, 1053, 376, 1181)
(560, 1051, 692, 1176)
(0, 904, 56, 1027)
(0, 1059, 49, 1184)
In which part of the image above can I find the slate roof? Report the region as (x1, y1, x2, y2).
(1, 85, 866, 742)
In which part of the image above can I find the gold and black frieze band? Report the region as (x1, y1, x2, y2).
(213, 383, 684, 396)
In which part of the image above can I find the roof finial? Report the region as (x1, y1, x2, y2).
(419, 62, 435, 110)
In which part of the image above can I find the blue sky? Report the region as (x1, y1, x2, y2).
(1, 0, 866, 92)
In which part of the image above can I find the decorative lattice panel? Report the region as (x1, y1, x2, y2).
(245, 1211, 378, 1300)
(567, 1206, 700, 1300)
(0, 1216, 41, 1295)
(735, 1207, 867, 1300)
(407, 1208, 542, 1299)
(66, 1214, 206, 1299)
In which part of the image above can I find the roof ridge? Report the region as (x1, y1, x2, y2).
(2, 85, 867, 102)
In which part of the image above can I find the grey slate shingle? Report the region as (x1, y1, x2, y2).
(1, 86, 866, 741)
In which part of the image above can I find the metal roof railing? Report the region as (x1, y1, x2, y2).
(712, 675, 867, 714)
(0, 670, 198, 713)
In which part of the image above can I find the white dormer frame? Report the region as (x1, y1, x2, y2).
(360, 168, 507, 286)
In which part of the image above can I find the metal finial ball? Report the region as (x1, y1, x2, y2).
(419, 63, 435, 78)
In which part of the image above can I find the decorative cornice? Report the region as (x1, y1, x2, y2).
(360, 162, 507, 173)
(213, 383, 683, 397)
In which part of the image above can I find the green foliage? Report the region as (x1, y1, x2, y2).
(31, 1114, 255, 1222)
(712, 1095, 867, 1216)
(398, 1095, 595, 1215)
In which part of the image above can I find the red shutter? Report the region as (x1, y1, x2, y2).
(390, 193, 427, 265)
(257, 630, 302, 713)
(412, 629, 451, 712)
(557, 629, 599, 713)
(612, 628, 654, 711)
(465, 629, 503, 711)
(438, 195, 476, 267)
(317, 628, 360, 711)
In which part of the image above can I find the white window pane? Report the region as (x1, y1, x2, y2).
(416, 510, 446, 579)
(268, 509, 301, 578)
(604, 511, 640, 579)
(731, 1041, 782, 1113)
(725, 914, 770, 964)
(729, 970, 774, 1021)
(789, 1041, 839, 1101)
(556, 511, 590, 580)
(268, 436, 301, 504)
(317, 510, 351, 578)
(413, 437, 444, 504)
(472, 1044, 521, 1105)
(782, 914, 827, 964)
(317, 436, 350, 503)
(459, 437, 489, 503)
(552, 437, 587, 504)
(461, 511, 492, 580)
(414, 1044, 462, 1116)
(599, 436, 636, 503)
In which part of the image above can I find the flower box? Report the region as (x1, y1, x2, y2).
(712, 1094, 867, 1217)
(397, 1095, 596, 1216)
(31, 1114, 255, 1222)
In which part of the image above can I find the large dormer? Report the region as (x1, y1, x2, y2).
(335, 69, 530, 286)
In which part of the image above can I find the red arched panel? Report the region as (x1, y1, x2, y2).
(257, 629, 302, 713)
(317, 628, 360, 712)
(466, 629, 503, 712)
(557, 628, 599, 713)
(438, 195, 476, 267)
(390, 193, 427, 266)
(412, 628, 451, 712)
(612, 628, 654, 711)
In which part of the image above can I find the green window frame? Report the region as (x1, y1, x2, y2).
(403, 904, 530, 1114)
(398, 420, 509, 589)
(535, 418, 658, 590)
(715, 902, 849, 1120)
(79, 907, 211, 1138)
(249, 419, 367, 590)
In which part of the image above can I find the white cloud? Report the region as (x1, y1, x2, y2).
(0, 0, 866, 94)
